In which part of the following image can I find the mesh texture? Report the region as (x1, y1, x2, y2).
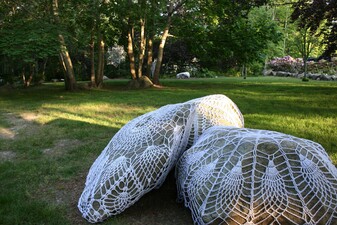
(78, 95, 244, 223)
(176, 126, 337, 225)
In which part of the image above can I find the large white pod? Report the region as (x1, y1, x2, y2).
(176, 126, 337, 225)
(78, 95, 244, 223)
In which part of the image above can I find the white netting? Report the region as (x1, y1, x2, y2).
(176, 126, 337, 225)
(78, 95, 244, 223)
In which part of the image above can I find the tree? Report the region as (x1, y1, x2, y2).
(260, 1, 325, 61)
(293, 25, 323, 78)
(110, 0, 187, 86)
(266, 1, 297, 57)
(62, 0, 121, 88)
(93, 8, 106, 89)
(0, 20, 59, 86)
(52, 0, 77, 91)
(0, 0, 60, 86)
(152, 1, 186, 85)
(291, 0, 337, 57)
(1, 0, 123, 89)
(112, 0, 155, 83)
(175, 1, 280, 74)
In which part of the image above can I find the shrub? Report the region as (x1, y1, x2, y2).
(267, 56, 303, 73)
(302, 77, 309, 82)
(195, 68, 219, 78)
(267, 56, 337, 75)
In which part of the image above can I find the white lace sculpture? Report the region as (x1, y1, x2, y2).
(78, 95, 244, 223)
(176, 126, 337, 225)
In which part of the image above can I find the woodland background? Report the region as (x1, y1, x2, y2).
(0, 0, 336, 89)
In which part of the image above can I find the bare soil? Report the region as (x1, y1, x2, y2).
(43, 139, 83, 157)
(0, 151, 16, 162)
(68, 171, 193, 225)
(0, 112, 39, 139)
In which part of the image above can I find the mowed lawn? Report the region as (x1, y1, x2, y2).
(0, 76, 336, 225)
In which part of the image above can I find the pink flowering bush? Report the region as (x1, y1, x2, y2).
(267, 56, 337, 75)
(267, 56, 303, 73)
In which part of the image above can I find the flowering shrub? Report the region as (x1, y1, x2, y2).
(267, 56, 337, 75)
(107, 45, 126, 67)
(267, 56, 303, 73)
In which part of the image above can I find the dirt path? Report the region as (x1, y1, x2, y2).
(0, 112, 39, 140)
(0, 112, 39, 161)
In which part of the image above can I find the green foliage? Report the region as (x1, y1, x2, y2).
(195, 68, 219, 78)
(258, 3, 326, 62)
(175, 2, 281, 72)
(0, 20, 59, 63)
(291, 0, 337, 57)
(0, 0, 334, 85)
(249, 61, 265, 76)
(0, 1, 61, 84)
(233, 7, 281, 65)
(302, 77, 309, 82)
(0, 17, 61, 84)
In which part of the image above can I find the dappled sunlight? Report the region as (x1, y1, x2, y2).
(0, 127, 15, 139)
(38, 102, 157, 129)
(20, 112, 39, 121)
(246, 113, 336, 130)
(230, 87, 337, 104)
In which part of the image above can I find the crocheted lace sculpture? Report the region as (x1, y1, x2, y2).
(78, 95, 244, 223)
(176, 126, 337, 225)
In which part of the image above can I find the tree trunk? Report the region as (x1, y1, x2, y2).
(241, 64, 247, 79)
(21, 67, 28, 87)
(302, 28, 308, 79)
(41, 58, 48, 81)
(153, 16, 171, 85)
(58, 35, 76, 91)
(28, 64, 34, 86)
(146, 0, 155, 78)
(52, 0, 76, 91)
(22, 65, 34, 87)
(22, 70, 26, 87)
(90, 31, 96, 87)
(138, 18, 146, 78)
(96, 34, 105, 88)
(127, 23, 137, 79)
(146, 36, 154, 77)
(152, 1, 185, 84)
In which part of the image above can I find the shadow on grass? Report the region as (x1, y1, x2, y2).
(36, 119, 193, 225)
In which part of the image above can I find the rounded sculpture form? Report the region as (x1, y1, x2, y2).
(176, 72, 191, 79)
(78, 95, 244, 223)
(176, 126, 337, 225)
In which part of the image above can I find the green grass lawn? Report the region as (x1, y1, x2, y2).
(0, 76, 336, 225)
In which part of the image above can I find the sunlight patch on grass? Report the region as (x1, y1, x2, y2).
(0, 127, 15, 139)
(37, 103, 156, 129)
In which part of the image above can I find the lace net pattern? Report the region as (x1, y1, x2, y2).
(176, 126, 337, 225)
(78, 95, 244, 223)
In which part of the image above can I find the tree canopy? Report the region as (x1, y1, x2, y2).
(0, 0, 333, 88)
(291, 0, 337, 57)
